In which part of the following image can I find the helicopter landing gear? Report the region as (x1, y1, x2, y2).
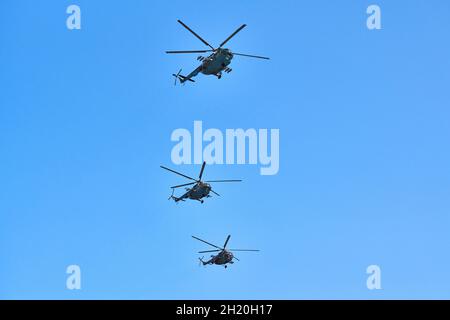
(224, 67, 232, 73)
(224, 265, 228, 269)
(216, 73, 222, 79)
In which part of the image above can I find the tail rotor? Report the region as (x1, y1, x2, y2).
(172, 69, 182, 85)
(168, 188, 176, 201)
(171, 69, 195, 85)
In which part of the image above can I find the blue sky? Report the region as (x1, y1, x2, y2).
(1, 0, 450, 299)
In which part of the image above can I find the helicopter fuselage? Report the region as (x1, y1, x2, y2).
(202, 250, 234, 266)
(200, 49, 233, 76)
(186, 182, 211, 200)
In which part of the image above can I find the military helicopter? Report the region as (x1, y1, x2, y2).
(166, 20, 270, 84)
(192, 235, 259, 268)
(160, 161, 242, 203)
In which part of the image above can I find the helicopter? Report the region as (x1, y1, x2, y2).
(192, 235, 259, 268)
(166, 20, 270, 84)
(160, 161, 242, 203)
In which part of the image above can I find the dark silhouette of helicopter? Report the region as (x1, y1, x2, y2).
(192, 235, 259, 268)
(160, 161, 242, 203)
(166, 20, 270, 84)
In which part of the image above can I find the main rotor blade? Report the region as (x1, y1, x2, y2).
(177, 20, 215, 50)
(205, 180, 242, 183)
(219, 24, 246, 48)
(232, 52, 270, 60)
(223, 235, 231, 249)
(229, 249, 260, 252)
(198, 161, 206, 180)
(233, 256, 240, 261)
(198, 249, 220, 253)
(210, 189, 220, 196)
(192, 236, 223, 250)
(166, 50, 213, 54)
(171, 182, 196, 189)
(160, 165, 197, 182)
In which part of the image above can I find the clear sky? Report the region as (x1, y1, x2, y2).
(1, 0, 450, 299)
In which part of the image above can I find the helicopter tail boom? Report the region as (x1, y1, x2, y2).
(172, 69, 195, 85)
(199, 257, 209, 266)
(170, 195, 185, 202)
(168, 188, 185, 202)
